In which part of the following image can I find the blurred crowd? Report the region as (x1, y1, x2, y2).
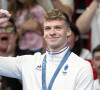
(0, 0, 100, 89)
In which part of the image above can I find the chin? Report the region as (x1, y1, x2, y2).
(49, 45, 60, 50)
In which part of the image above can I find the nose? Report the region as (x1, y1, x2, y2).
(50, 29, 56, 37)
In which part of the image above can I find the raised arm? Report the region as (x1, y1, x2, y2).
(0, 9, 11, 25)
(76, 0, 100, 34)
(0, 56, 22, 79)
(51, 0, 73, 18)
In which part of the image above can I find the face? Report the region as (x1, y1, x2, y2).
(93, 51, 100, 75)
(43, 20, 71, 51)
(67, 32, 78, 50)
(0, 21, 16, 52)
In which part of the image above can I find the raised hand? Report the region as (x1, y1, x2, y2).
(94, 0, 100, 3)
(0, 9, 11, 25)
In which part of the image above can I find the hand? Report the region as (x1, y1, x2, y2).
(94, 0, 100, 3)
(0, 9, 11, 25)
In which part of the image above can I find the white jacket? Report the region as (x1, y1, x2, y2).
(0, 48, 94, 90)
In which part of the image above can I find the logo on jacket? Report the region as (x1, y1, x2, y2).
(62, 64, 68, 74)
(36, 65, 42, 71)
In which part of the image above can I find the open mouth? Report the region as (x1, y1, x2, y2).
(1, 36, 8, 41)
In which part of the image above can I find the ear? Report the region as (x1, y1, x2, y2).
(66, 28, 72, 37)
(75, 35, 79, 41)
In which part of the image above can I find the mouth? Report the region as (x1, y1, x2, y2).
(0, 36, 9, 43)
(49, 38, 58, 42)
(1, 37, 8, 41)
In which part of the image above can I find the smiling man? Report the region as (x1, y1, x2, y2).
(0, 9, 94, 90)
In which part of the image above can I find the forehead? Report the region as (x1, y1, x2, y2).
(94, 51, 100, 56)
(43, 20, 67, 27)
(1, 21, 13, 27)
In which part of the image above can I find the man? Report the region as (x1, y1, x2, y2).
(0, 9, 93, 90)
(93, 45, 100, 90)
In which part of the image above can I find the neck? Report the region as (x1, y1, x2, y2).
(48, 43, 68, 52)
(47, 44, 68, 53)
(0, 49, 16, 57)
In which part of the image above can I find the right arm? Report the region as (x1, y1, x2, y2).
(76, 0, 100, 34)
(0, 56, 22, 79)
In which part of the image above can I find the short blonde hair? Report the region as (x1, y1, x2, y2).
(43, 9, 71, 27)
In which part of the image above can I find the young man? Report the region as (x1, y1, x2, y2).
(0, 9, 93, 90)
(93, 45, 100, 90)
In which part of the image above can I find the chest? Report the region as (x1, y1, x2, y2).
(22, 61, 78, 90)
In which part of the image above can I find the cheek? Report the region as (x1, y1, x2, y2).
(67, 35, 75, 49)
(43, 32, 49, 38)
(94, 61, 100, 68)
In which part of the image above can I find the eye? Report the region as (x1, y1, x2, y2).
(6, 27, 14, 32)
(94, 56, 100, 61)
(44, 26, 51, 31)
(55, 26, 62, 30)
(0, 28, 3, 31)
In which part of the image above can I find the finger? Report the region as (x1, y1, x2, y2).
(0, 18, 8, 25)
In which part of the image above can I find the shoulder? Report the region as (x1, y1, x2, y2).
(69, 52, 92, 69)
(17, 52, 45, 64)
(80, 48, 92, 60)
(81, 48, 91, 53)
(94, 79, 100, 88)
(94, 79, 99, 84)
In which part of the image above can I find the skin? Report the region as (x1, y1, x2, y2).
(67, 32, 79, 50)
(51, 0, 72, 18)
(76, 0, 100, 34)
(0, 21, 17, 56)
(0, 9, 11, 25)
(43, 20, 71, 51)
(93, 51, 100, 76)
(93, 51, 100, 84)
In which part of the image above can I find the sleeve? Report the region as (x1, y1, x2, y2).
(80, 49, 92, 60)
(0, 56, 22, 80)
(60, 0, 74, 12)
(75, 61, 94, 90)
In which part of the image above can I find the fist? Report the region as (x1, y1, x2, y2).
(0, 9, 11, 25)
